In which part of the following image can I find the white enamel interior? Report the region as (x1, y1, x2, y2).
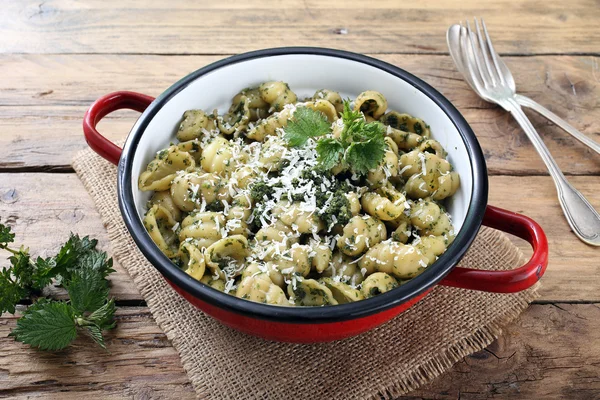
(129, 54, 473, 233)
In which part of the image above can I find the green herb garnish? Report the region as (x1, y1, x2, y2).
(283, 106, 331, 147)
(284, 101, 387, 175)
(0, 223, 116, 351)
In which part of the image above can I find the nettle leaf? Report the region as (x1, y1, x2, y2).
(0, 270, 27, 315)
(87, 298, 117, 331)
(284, 107, 331, 147)
(10, 301, 77, 351)
(84, 325, 106, 349)
(51, 234, 98, 278)
(344, 135, 387, 174)
(67, 268, 110, 314)
(75, 250, 115, 279)
(0, 223, 15, 247)
(2, 227, 117, 351)
(314, 100, 387, 175)
(316, 138, 344, 171)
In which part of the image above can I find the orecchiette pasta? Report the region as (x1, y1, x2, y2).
(149, 191, 182, 222)
(359, 241, 428, 279)
(140, 82, 460, 307)
(337, 215, 387, 256)
(177, 110, 216, 142)
(201, 136, 246, 174)
(139, 146, 195, 192)
(313, 89, 343, 114)
(354, 90, 388, 121)
(179, 241, 206, 280)
(246, 106, 293, 142)
(288, 279, 338, 306)
(178, 212, 224, 249)
(259, 81, 298, 112)
(361, 272, 398, 298)
(236, 272, 288, 305)
(321, 277, 364, 303)
(143, 205, 178, 258)
(323, 252, 365, 286)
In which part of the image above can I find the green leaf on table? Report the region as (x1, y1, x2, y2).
(10, 301, 77, 351)
(87, 298, 116, 331)
(0, 270, 28, 315)
(0, 223, 15, 248)
(50, 234, 98, 278)
(67, 268, 110, 314)
(84, 325, 107, 349)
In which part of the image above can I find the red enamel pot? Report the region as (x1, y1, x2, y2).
(83, 48, 548, 343)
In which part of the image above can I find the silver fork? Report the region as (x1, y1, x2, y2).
(447, 23, 600, 155)
(448, 18, 600, 246)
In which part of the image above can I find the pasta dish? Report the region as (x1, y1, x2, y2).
(138, 82, 460, 306)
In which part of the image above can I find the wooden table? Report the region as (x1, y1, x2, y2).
(1, 1, 599, 398)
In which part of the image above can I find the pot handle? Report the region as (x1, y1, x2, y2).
(440, 205, 548, 293)
(83, 91, 155, 165)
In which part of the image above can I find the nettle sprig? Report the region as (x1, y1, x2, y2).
(0, 223, 116, 351)
(284, 100, 386, 174)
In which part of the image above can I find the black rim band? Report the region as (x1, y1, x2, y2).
(118, 47, 489, 324)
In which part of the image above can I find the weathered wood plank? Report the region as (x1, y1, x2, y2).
(1, 0, 599, 55)
(0, 173, 140, 300)
(488, 176, 600, 303)
(0, 54, 598, 174)
(0, 307, 195, 399)
(1, 304, 598, 398)
(1, 173, 598, 302)
(405, 304, 600, 399)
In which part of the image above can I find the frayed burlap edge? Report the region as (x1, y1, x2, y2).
(73, 147, 539, 399)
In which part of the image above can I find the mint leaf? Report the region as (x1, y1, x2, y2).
(67, 268, 109, 313)
(316, 138, 344, 170)
(0, 248, 57, 314)
(284, 107, 331, 147)
(10, 301, 77, 351)
(0, 223, 15, 248)
(354, 121, 385, 141)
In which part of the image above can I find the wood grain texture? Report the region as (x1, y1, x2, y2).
(1, 0, 599, 55)
(1, 304, 598, 399)
(405, 303, 600, 399)
(0, 54, 598, 174)
(1, 173, 598, 302)
(0, 307, 195, 399)
(2, 1, 599, 396)
(0, 173, 140, 300)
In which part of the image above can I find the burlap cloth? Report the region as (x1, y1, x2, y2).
(73, 146, 539, 399)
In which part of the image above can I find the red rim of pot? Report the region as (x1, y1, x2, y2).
(83, 47, 548, 323)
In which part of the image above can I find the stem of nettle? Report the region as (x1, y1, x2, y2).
(76, 317, 94, 327)
(1, 245, 20, 256)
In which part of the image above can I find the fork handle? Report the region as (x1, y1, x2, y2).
(504, 97, 600, 246)
(515, 94, 600, 155)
